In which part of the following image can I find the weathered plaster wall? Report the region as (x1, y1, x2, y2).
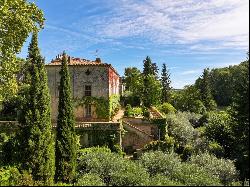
(108, 67, 120, 96)
(46, 65, 110, 121)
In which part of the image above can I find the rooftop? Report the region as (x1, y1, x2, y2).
(46, 54, 119, 76)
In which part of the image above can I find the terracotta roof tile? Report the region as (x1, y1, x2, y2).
(46, 55, 119, 76)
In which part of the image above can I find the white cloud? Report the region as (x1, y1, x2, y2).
(76, 0, 249, 52)
(180, 69, 202, 75)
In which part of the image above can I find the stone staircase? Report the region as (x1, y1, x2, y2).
(149, 107, 165, 119)
(122, 120, 154, 139)
(122, 120, 155, 151)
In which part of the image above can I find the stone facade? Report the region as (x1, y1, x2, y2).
(46, 54, 120, 122)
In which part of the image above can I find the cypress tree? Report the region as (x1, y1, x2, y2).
(55, 51, 77, 183)
(18, 32, 55, 184)
(161, 63, 171, 103)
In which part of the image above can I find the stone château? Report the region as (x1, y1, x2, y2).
(46, 54, 120, 122)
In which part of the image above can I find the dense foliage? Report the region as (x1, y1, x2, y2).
(157, 102, 176, 115)
(195, 68, 217, 110)
(77, 147, 149, 186)
(0, 0, 249, 185)
(142, 57, 162, 107)
(124, 105, 143, 117)
(0, 0, 44, 103)
(170, 85, 206, 114)
(55, 52, 77, 183)
(17, 32, 55, 185)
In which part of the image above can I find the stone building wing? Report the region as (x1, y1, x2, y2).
(46, 54, 120, 122)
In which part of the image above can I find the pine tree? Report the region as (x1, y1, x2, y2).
(161, 63, 171, 103)
(55, 51, 77, 183)
(152, 62, 159, 79)
(18, 32, 55, 184)
(199, 68, 216, 110)
(142, 56, 158, 78)
(142, 56, 161, 107)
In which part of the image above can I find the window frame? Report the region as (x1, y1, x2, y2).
(85, 85, 92, 96)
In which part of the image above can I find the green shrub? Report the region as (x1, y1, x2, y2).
(0, 133, 9, 145)
(207, 99, 217, 111)
(0, 133, 9, 164)
(124, 105, 143, 117)
(142, 139, 174, 153)
(78, 146, 111, 155)
(139, 151, 222, 186)
(208, 141, 225, 158)
(0, 166, 20, 186)
(142, 106, 150, 118)
(109, 160, 149, 186)
(110, 144, 125, 157)
(192, 99, 206, 114)
(1, 134, 21, 165)
(54, 182, 73, 186)
(147, 174, 184, 186)
(190, 152, 239, 185)
(204, 111, 234, 157)
(75, 173, 105, 186)
(77, 149, 148, 186)
(139, 151, 181, 177)
(166, 112, 196, 147)
(180, 144, 193, 161)
(157, 102, 176, 115)
(173, 162, 221, 186)
(0, 167, 45, 186)
(183, 112, 203, 128)
(124, 104, 133, 117)
(131, 107, 143, 117)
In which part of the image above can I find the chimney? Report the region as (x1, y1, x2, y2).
(95, 58, 101, 63)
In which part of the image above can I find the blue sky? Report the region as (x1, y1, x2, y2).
(19, 0, 249, 88)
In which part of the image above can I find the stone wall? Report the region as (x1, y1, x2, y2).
(46, 65, 111, 121)
(0, 121, 122, 147)
(122, 119, 158, 153)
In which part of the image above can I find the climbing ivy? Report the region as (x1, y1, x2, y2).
(109, 94, 120, 119)
(74, 95, 120, 120)
(151, 118, 167, 141)
(74, 96, 109, 119)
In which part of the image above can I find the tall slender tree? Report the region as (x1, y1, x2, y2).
(18, 32, 55, 184)
(198, 68, 216, 110)
(55, 51, 77, 183)
(142, 56, 161, 107)
(142, 56, 158, 78)
(161, 63, 171, 103)
(152, 62, 159, 79)
(230, 59, 249, 180)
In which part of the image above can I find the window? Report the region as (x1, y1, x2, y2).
(85, 85, 92, 96)
(85, 104, 91, 117)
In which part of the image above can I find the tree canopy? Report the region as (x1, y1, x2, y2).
(0, 0, 44, 103)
